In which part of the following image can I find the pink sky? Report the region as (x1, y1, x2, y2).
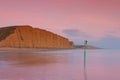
(0, 0, 120, 48)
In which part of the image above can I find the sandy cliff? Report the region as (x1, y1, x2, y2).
(0, 25, 74, 49)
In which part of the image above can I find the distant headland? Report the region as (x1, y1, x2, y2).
(75, 45, 100, 49)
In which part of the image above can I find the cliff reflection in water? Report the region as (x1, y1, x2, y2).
(0, 50, 120, 80)
(0, 52, 67, 66)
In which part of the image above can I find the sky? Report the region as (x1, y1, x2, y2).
(0, 0, 120, 49)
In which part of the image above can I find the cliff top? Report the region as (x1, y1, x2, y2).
(0, 25, 68, 40)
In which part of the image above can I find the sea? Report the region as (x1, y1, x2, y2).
(0, 49, 120, 80)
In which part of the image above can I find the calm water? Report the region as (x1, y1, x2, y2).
(0, 49, 120, 80)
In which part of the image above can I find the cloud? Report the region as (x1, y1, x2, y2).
(62, 29, 92, 45)
(63, 29, 80, 37)
(62, 29, 120, 49)
(89, 35, 120, 49)
(63, 29, 90, 38)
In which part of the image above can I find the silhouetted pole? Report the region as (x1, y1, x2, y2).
(84, 40, 87, 80)
(84, 40, 87, 63)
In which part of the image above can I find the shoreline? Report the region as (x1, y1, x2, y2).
(0, 48, 77, 52)
(0, 47, 99, 51)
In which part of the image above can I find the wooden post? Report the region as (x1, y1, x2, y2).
(84, 40, 87, 63)
(84, 40, 87, 80)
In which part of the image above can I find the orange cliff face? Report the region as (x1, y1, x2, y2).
(0, 25, 74, 49)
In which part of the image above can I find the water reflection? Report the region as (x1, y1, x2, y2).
(0, 49, 120, 80)
(0, 51, 82, 80)
(0, 52, 67, 66)
(84, 50, 87, 80)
